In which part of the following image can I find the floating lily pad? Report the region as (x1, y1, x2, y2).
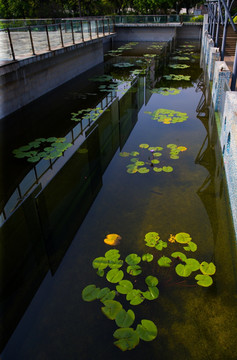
(142, 253, 154, 262)
(155, 240, 167, 250)
(130, 151, 139, 156)
(127, 265, 142, 276)
(157, 256, 172, 267)
(195, 274, 213, 287)
(135, 161, 145, 166)
(113, 327, 140, 351)
(162, 166, 173, 172)
(139, 143, 149, 148)
(175, 264, 193, 277)
(145, 276, 158, 287)
(151, 87, 181, 96)
(82, 284, 100, 301)
(185, 258, 200, 271)
(127, 167, 138, 174)
(116, 280, 133, 294)
(138, 167, 150, 174)
(175, 232, 192, 244)
(145, 232, 160, 247)
(96, 269, 105, 277)
(102, 300, 123, 320)
(92, 257, 109, 270)
(106, 269, 124, 283)
(105, 249, 120, 260)
(143, 286, 159, 300)
(153, 152, 162, 157)
(100, 290, 116, 302)
(153, 167, 163, 172)
(151, 159, 160, 164)
(113, 62, 134, 68)
(146, 108, 188, 125)
(183, 241, 197, 252)
(126, 289, 144, 305)
(125, 253, 141, 265)
(163, 74, 191, 81)
(168, 64, 190, 69)
(115, 309, 135, 328)
(97, 287, 111, 299)
(120, 152, 130, 157)
(136, 320, 158, 341)
(171, 252, 187, 261)
(200, 262, 216, 275)
(104, 233, 121, 246)
(171, 56, 190, 60)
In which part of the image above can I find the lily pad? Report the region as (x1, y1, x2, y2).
(171, 252, 187, 262)
(136, 320, 158, 341)
(130, 151, 139, 156)
(200, 262, 216, 275)
(139, 143, 149, 148)
(116, 280, 133, 294)
(113, 62, 134, 68)
(151, 159, 160, 164)
(82, 284, 100, 301)
(127, 265, 142, 276)
(145, 276, 158, 287)
(175, 232, 192, 244)
(105, 249, 120, 260)
(126, 289, 144, 305)
(183, 241, 197, 252)
(145, 232, 160, 247)
(162, 166, 173, 172)
(175, 264, 193, 277)
(146, 109, 188, 125)
(163, 74, 191, 81)
(153, 167, 163, 172)
(185, 258, 200, 271)
(92, 257, 108, 270)
(151, 87, 181, 96)
(135, 161, 145, 166)
(195, 274, 213, 287)
(115, 309, 135, 328)
(100, 290, 116, 302)
(125, 253, 141, 265)
(104, 233, 121, 246)
(120, 152, 130, 157)
(157, 256, 172, 267)
(113, 327, 140, 351)
(138, 167, 150, 174)
(106, 269, 124, 283)
(155, 240, 167, 250)
(168, 64, 190, 69)
(101, 300, 123, 320)
(143, 286, 159, 300)
(142, 253, 154, 262)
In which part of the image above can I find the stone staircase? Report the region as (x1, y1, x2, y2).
(218, 25, 237, 56)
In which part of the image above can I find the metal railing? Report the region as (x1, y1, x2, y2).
(0, 18, 115, 61)
(114, 15, 202, 24)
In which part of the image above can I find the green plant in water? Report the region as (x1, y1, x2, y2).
(168, 64, 190, 69)
(12, 137, 72, 163)
(145, 109, 188, 124)
(163, 74, 191, 81)
(82, 230, 215, 351)
(151, 87, 181, 95)
(171, 56, 190, 60)
(71, 107, 104, 122)
(89, 74, 113, 82)
(120, 142, 187, 174)
(113, 62, 134, 68)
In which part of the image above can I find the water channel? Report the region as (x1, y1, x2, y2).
(1, 39, 237, 360)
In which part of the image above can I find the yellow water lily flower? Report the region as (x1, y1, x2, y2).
(168, 234, 176, 243)
(104, 234, 121, 246)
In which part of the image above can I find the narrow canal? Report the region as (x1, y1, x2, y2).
(1, 39, 237, 360)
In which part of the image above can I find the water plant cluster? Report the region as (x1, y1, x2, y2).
(71, 107, 104, 122)
(106, 42, 138, 57)
(82, 231, 216, 351)
(168, 64, 190, 69)
(12, 137, 72, 163)
(150, 87, 181, 96)
(119, 143, 187, 174)
(144, 109, 188, 124)
(163, 74, 191, 81)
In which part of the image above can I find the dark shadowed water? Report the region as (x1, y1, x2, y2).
(1, 40, 237, 360)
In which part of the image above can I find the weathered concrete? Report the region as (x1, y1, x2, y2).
(0, 35, 114, 119)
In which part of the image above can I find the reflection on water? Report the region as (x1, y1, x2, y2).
(1, 40, 237, 360)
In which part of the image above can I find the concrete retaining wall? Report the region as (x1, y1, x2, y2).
(0, 36, 114, 119)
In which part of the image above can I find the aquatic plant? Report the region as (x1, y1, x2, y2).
(144, 109, 188, 124)
(81, 231, 216, 351)
(113, 62, 134, 68)
(151, 87, 181, 96)
(119, 142, 187, 174)
(171, 56, 190, 60)
(163, 74, 191, 81)
(12, 137, 72, 163)
(71, 107, 104, 122)
(89, 74, 113, 82)
(168, 64, 190, 69)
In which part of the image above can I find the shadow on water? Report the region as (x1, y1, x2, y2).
(1, 40, 237, 360)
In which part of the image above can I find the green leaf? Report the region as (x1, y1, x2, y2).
(151, 159, 160, 164)
(97, 287, 110, 299)
(157, 256, 172, 267)
(115, 309, 135, 328)
(127, 265, 142, 276)
(106, 269, 124, 283)
(105, 249, 120, 260)
(92, 257, 108, 270)
(153, 167, 163, 172)
(101, 300, 123, 320)
(175, 232, 192, 244)
(175, 264, 192, 277)
(82, 284, 100, 301)
(162, 166, 173, 172)
(100, 290, 116, 302)
(143, 287, 159, 300)
(27, 155, 41, 163)
(200, 262, 216, 275)
(171, 252, 187, 261)
(185, 258, 200, 271)
(125, 253, 141, 265)
(96, 269, 104, 277)
(138, 167, 150, 174)
(142, 253, 154, 262)
(116, 280, 133, 294)
(130, 151, 139, 156)
(195, 274, 213, 287)
(135, 161, 145, 166)
(153, 152, 162, 157)
(155, 240, 167, 250)
(183, 241, 197, 252)
(120, 152, 130, 157)
(136, 320, 158, 341)
(145, 276, 158, 287)
(126, 289, 144, 305)
(113, 328, 140, 351)
(139, 143, 149, 148)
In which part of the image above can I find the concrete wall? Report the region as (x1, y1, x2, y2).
(0, 37, 113, 119)
(176, 24, 202, 39)
(115, 25, 177, 41)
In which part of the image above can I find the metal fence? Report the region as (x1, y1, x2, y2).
(0, 18, 115, 61)
(114, 15, 201, 24)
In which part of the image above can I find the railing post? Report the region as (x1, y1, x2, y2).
(71, 20, 75, 44)
(107, 18, 110, 34)
(88, 20, 92, 40)
(80, 20, 84, 42)
(231, 42, 237, 91)
(96, 20, 99, 37)
(102, 19, 105, 35)
(7, 28, 16, 61)
(45, 25, 51, 51)
(28, 26, 35, 55)
(59, 23, 64, 47)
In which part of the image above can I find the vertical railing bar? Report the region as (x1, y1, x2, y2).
(59, 23, 64, 47)
(102, 19, 105, 36)
(96, 20, 99, 37)
(88, 20, 92, 40)
(71, 20, 75, 44)
(107, 19, 110, 34)
(231, 41, 237, 91)
(33, 166, 39, 183)
(80, 20, 84, 42)
(7, 28, 16, 61)
(28, 26, 35, 55)
(45, 25, 51, 51)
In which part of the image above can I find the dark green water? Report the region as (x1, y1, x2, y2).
(1, 40, 237, 360)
